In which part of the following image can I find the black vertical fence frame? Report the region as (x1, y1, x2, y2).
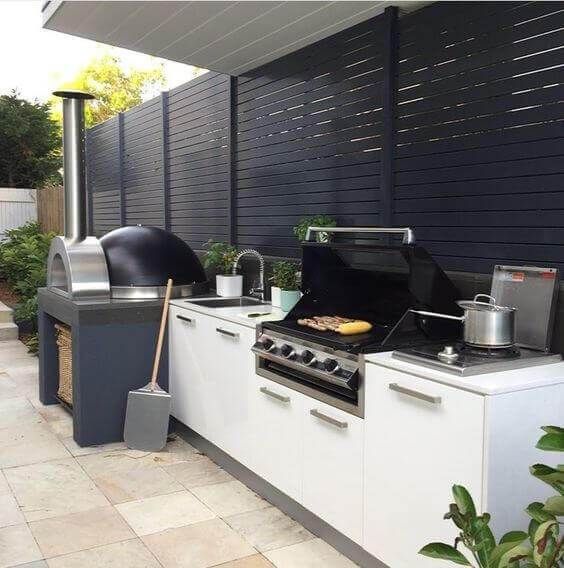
(85, 2, 564, 274)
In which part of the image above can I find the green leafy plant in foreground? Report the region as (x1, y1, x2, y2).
(420, 426, 564, 567)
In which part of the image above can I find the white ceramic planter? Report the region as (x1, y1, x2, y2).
(280, 289, 301, 312)
(271, 286, 281, 308)
(216, 274, 243, 297)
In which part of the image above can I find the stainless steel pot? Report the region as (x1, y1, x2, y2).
(412, 294, 516, 348)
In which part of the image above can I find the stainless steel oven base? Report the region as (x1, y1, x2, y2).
(254, 328, 365, 418)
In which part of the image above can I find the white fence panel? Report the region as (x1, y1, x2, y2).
(0, 188, 37, 240)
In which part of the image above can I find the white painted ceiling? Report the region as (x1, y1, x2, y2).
(42, 1, 426, 75)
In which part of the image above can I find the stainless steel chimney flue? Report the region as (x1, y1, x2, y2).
(56, 91, 93, 241)
(46, 91, 110, 300)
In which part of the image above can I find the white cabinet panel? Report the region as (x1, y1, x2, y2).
(250, 376, 303, 501)
(364, 366, 485, 568)
(207, 321, 255, 467)
(303, 399, 364, 545)
(169, 306, 214, 440)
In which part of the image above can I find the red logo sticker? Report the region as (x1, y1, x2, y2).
(511, 272, 525, 282)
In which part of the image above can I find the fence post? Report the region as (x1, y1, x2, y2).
(117, 112, 126, 226)
(161, 91, 171, 231)
(227, 76, 237, 246)
(380, 6, 399, 227)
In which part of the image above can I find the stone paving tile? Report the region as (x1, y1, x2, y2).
(5, 457, 109, 522)
(77, 450, 183, 504)
(0, 422, 70, 469)
(45, 539, 160, 568)
(30, 506, 135, 559)
(264, 538, 358, 568)
(224, 507, 314, 553)
(164, 455, 234, 489)
(0, 523, 43, 568)
(116, 490, 215, 536)
(142, 518, 256, 568)
(0, 492, 25, 528)
(215, 556, 275, 568)
(191, 480, 269, 518)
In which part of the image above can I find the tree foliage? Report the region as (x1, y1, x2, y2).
(51, 53, 165, 127)
(0, 91, 61, 188)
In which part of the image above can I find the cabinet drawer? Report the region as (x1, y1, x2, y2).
(303, 400, 364, 545)
(250, 376, 303, 501)
(364, 365, 485, 568)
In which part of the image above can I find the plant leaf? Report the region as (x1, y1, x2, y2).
(543, 495, 564, 516)
(497, 544, 532, 568)
(530, 464, 564, 496)
(490, 533, 529, 568)
(500, 531, 528, 545)
(536, 432, 564, 452)
(419, 543, 472, 565)
(532, 520, 558, 565)
(452, 485, 477, 518)
(526, 502, 555, 523)
(541, 425, 564, 435)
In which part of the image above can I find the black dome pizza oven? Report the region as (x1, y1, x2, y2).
(100, 226, 208, 299)
(46, 90, 208, 300)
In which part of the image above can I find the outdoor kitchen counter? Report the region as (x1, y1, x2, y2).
(169, 297, 286, 329)
(366, 351, 564, 396)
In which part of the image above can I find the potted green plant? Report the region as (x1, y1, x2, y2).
(419, 425, 564, 567)
(271, 261, 301, 312)
(203, 240, 241, 297)
(293, 215, 337, 243)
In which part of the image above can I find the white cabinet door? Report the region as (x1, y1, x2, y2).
(364, 366, 485, 568)
(206, 320, 255, 467)
(169, 306, 215, 440)
(249, 376, 304, 502)
(303, 400, 364, 545)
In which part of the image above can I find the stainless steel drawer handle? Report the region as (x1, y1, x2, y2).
(216, 327, 239, 339)
(310, 408, 348, 429)
(260, 386, 290, 403)
(389, 383, 442, 404)
(176, 315, 193, 324)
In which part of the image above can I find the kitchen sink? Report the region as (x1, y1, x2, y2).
(187, 297, 269, 308)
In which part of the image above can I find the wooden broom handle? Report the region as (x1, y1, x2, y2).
(150, 279, 173, 390)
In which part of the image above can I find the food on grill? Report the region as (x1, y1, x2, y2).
(297, 316, 371, 335)
(337, 320, 373, 335)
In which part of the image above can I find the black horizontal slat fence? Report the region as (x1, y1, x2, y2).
(85, 1, 564, 274)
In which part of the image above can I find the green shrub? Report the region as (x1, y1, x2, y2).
(0, 221, 55, 351)
(202, 239, 238, 275)
(270, 261, 299, 291)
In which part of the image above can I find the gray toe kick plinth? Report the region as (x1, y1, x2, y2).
(38, 288, 167, 447)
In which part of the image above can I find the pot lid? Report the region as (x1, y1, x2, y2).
(457, 294, 515, 313)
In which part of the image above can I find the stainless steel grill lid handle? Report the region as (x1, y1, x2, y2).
(304, 226, 415, 244)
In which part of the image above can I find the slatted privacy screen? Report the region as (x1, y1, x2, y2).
(86, 117, 121, 235)
(122, 97, 165, 228)
(85, 1, 564, 274)
(235, 16, 387, 257)
(167, 72, 230, 249)
(394, 1, 564, 273)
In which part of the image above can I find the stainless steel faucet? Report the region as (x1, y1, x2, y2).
(232, 249, 265, 300)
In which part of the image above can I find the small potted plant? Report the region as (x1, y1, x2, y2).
(293, 215, 337, 243)
(203, 240, 241, 297)
(271, 261, 301, 312)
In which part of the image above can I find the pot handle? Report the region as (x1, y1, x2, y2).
(410, 309, 464, 322)
(473, 294, 496, 306)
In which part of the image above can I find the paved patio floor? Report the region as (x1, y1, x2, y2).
(0, 339, 357, 568)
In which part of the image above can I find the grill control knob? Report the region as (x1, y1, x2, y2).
(323, 358, 340, 374)
(280, 344, 295, 359)
(300, 350, 316, 366)
(259, 337, 275, 352)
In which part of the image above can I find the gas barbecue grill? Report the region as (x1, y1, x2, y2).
(253, 227, 461, 416)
